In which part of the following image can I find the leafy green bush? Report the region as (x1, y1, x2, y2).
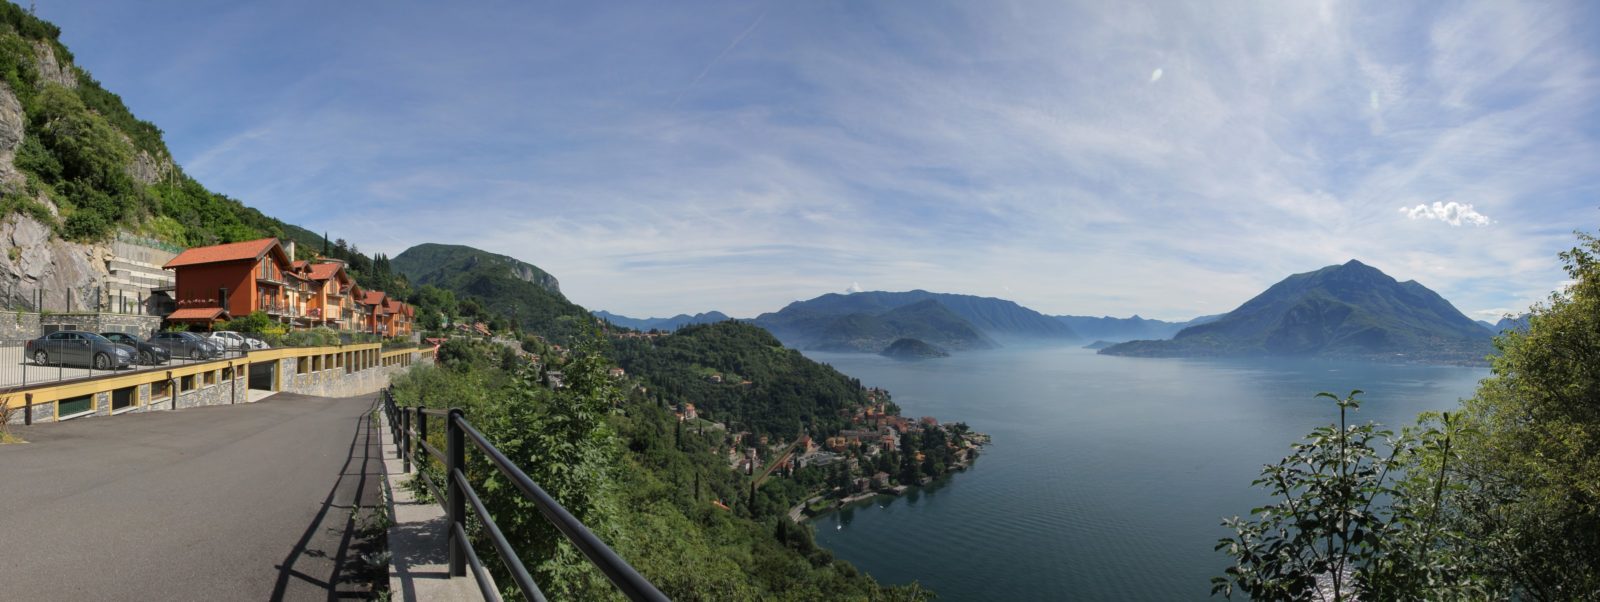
(1213, 392, 1483, 600)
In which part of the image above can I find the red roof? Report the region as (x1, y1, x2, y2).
(167, 307, 228, 322)
(362, 291, 387, 306)
(307, 262, 345, 281)
(165, 238, 284, 269)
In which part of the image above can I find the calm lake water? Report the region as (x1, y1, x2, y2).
(803, 346, 1489, 601)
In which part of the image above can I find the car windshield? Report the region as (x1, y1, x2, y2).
(81, 333, 112, 344)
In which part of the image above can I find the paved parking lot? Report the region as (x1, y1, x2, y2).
(0, 345, 246, 390)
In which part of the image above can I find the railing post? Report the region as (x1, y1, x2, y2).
(446, 408, 467, 577)
(401, 408, 412, 473)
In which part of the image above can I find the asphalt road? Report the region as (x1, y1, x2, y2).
(0, 392, 386, 601)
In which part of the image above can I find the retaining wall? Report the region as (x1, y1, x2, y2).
(3, 344, 432, 426)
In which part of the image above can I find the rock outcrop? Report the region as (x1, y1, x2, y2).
(0, 81, 25, 189)
(31, 40, 77, 89)
(0, 214, 109, 312)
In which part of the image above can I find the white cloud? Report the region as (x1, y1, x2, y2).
(847, 282, 864, 293)
(1149, 68, 1163, 83)
(1400, 202, 1492, 226)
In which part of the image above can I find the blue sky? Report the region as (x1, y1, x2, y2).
(38, 1, 1600, 320)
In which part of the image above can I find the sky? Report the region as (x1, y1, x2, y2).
(35, 0, 1600, 320)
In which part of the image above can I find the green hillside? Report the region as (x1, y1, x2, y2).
(610, 321, 892, 437)
(392, 243, 592, 342)
(0, 5, 404, 293)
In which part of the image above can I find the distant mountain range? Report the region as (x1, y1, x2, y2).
(593, 310, 732, 331)
(1100, 260, 1494, 364)
(1053, 314, 1223, 342)
(749, 290, 1075, 353)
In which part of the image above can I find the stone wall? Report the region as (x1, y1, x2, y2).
(0, 310, 41, 344)
(277, 349, 427, 398)
(0, 311, 160, 344)
(41, 313, 162, 337)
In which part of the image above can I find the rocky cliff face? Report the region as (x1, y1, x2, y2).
(31, 40, 76, 89)
(0, 81, 24, 189)
(0, 50, 114, 312)
(1, 213, 109, 311)
(506, 259, 559, 293)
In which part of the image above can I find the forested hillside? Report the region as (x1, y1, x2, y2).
(392, 243, 592, 342)
(0, 4, 404, 293)
(390, 337, 933, 601)
(610, 321, 892, 437)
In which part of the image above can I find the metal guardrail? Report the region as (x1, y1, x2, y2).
(381, 388, 668, 602)
(0, 341, 248, 397)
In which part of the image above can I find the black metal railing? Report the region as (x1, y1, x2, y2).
(382, 388, 667, 602)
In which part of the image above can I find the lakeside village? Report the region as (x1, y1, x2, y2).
(645, 371, 993, 521)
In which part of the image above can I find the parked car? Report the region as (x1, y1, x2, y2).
(100, 332, 171, 366)
(208, 331, 270, 351)
(24, 331, 136, 370)
(148, 331, 224, 360)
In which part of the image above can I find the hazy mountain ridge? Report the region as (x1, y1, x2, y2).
(750, 289, 1076, 352)
(1100, 260, 1494, 364)
(1054, 313, 1223, 342)
(592, 310, 732, 331)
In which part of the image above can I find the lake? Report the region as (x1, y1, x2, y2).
(803, 347, 1489, 601)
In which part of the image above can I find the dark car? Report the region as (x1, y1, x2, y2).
(148, 331, 225, 360)
(101, 332, 171, 366)
(24, 331, 136, 370)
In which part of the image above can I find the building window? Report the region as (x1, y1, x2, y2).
(58, 394, 94, 418)
(112, 387, 136, 411)
(222, 366, 233, 381)
(204, 371, 217, 386)
(152, 380, 172, 400)
(181, 375, 196, 392)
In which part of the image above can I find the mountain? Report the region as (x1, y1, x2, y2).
(593, 310, 731, 332)
(805, 298, 995, 352)
(1054, 314, 1222, 342)
(881, 338, 950, 359)
(392, 243, 590, 341)
(1476, 319, 1497, 331)
(1495, 314, 1531, 333)
(750, 289, 1076, 352)
(1100, 260, 1494, 364)
(392, 243, 560, 294)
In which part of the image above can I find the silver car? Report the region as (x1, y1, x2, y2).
(25, 331, 136, 370)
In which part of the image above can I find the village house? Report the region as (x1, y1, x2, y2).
(163, 237, 413, 334)
(163, 237, 296, 329)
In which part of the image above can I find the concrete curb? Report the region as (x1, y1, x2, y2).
(378, 407, 485, 601)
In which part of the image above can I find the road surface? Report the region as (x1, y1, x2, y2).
(0, 392, 386, 601)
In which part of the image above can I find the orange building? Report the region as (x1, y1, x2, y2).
(358, 290, 412, 337)
(163, 238, 294, 329)
(293, 260, 359, 330)
(166, 236, 412, 335)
